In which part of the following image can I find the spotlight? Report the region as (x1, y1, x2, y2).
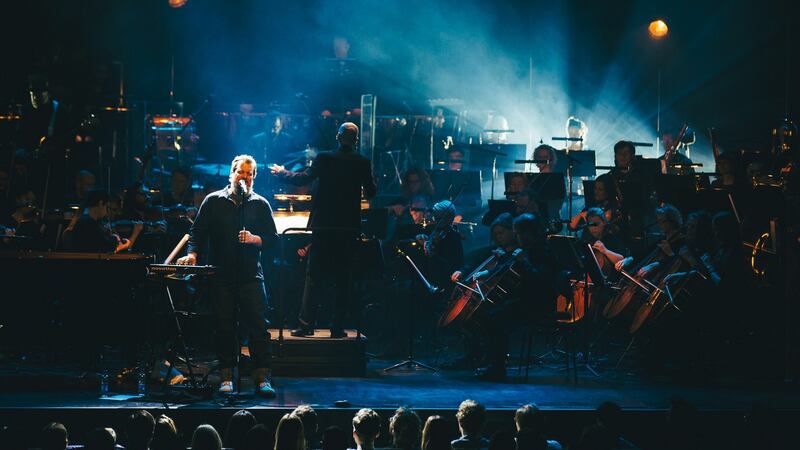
(648, 19, 668, 39)
(168, 0, 188, 8)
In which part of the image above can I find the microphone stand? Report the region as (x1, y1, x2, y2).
(222, 182, 251, 405)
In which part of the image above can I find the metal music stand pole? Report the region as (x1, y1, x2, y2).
(383, 247, 438, 372)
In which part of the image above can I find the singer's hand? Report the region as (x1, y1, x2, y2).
(177, 254, 197, 265)
(269, 164, 286, 175)
(238, 229, 260, 245)
(451, 271, 462, 282)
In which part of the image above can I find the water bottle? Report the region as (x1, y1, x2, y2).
(100, 370, 109, 397)
(137, 366, 147, 396)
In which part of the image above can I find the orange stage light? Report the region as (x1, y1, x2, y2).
(648, 19, 669, 39)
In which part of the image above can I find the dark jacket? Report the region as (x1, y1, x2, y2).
(278, 149, 376, 233)
(188, 187, 277, 280)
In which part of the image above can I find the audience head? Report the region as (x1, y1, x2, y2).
(125, 410, 155, 450)
(389, 406, 421, 450)
(244, 424, 273, 450)
(40, 422, 68, 450)
(226, 410, 258, 450)
(352, 408, 381, 447)
(85, 427, 116, 450)
(421, 416, 451, 450)
(456, 399, 486, 438)
(596, 401, 624, 437)
(292, 405, 319, 449)
(152, 414, 180, 450)
(322, 425, 349, 450)
(514, 404, 546, 434)
(275, 413, 305, 450)
(191, 424, 223, 450)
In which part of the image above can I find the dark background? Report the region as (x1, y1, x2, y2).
(2, 0, 797, 165)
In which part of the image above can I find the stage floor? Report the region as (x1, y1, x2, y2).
(2, 357, 798, 412)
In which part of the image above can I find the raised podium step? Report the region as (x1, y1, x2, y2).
(268, 329, 367, 377)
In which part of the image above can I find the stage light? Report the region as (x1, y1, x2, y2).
(168, 0, 188, 8)
(648, 19, 668, 39)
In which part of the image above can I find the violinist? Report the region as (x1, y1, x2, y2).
(568, 175, 618, 232)
(163, 166, 196, 207)
(64, 188, 141, 253)
(415, 200, 464, 288)
(388, 167, 434, 239)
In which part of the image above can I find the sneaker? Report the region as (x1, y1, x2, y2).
(255, 379, 276, 398)
(290, 326, 314, 337)
(218, 380, 234, 393)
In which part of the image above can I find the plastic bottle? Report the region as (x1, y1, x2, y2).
(100, 370, 109, 397)
(137, 366, 147, 396)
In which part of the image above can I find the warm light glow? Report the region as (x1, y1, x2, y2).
(168, 0, 188, 8)
(648, 19, 669, 39)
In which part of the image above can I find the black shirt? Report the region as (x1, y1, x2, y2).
(278, 149, 376, 233)
(188, 188, 278, 281)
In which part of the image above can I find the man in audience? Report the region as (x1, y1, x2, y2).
(352, 408, 382, 450)
(40, 422, 68, 450)
(125, 410, 156, 450)
(514, 404, 562, 449)
(85, 427, 117, 450)
(451, 400, 489, 449)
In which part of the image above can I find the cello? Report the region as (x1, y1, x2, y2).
(438, 248, 522, 328)
(602, 231, 685, 320)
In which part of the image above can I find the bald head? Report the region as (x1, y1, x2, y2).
(337, 122, 359, 149)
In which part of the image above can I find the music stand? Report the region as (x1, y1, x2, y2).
(430, 170, 482, 207)
(469, 144, 525, 199)
(546, 234, 606, 383)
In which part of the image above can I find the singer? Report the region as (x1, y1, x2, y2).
(177, 154, 279, 397)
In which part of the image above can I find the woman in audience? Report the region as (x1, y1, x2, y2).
(275, 413, 306, 450)
(151, 415, 181, 450)
(421, 416, 451, 450)
(389, 407, 421, 450)
(226, 410, 258, 450)
(244, 424, 274, 450)
(191, 424, 223, 450)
